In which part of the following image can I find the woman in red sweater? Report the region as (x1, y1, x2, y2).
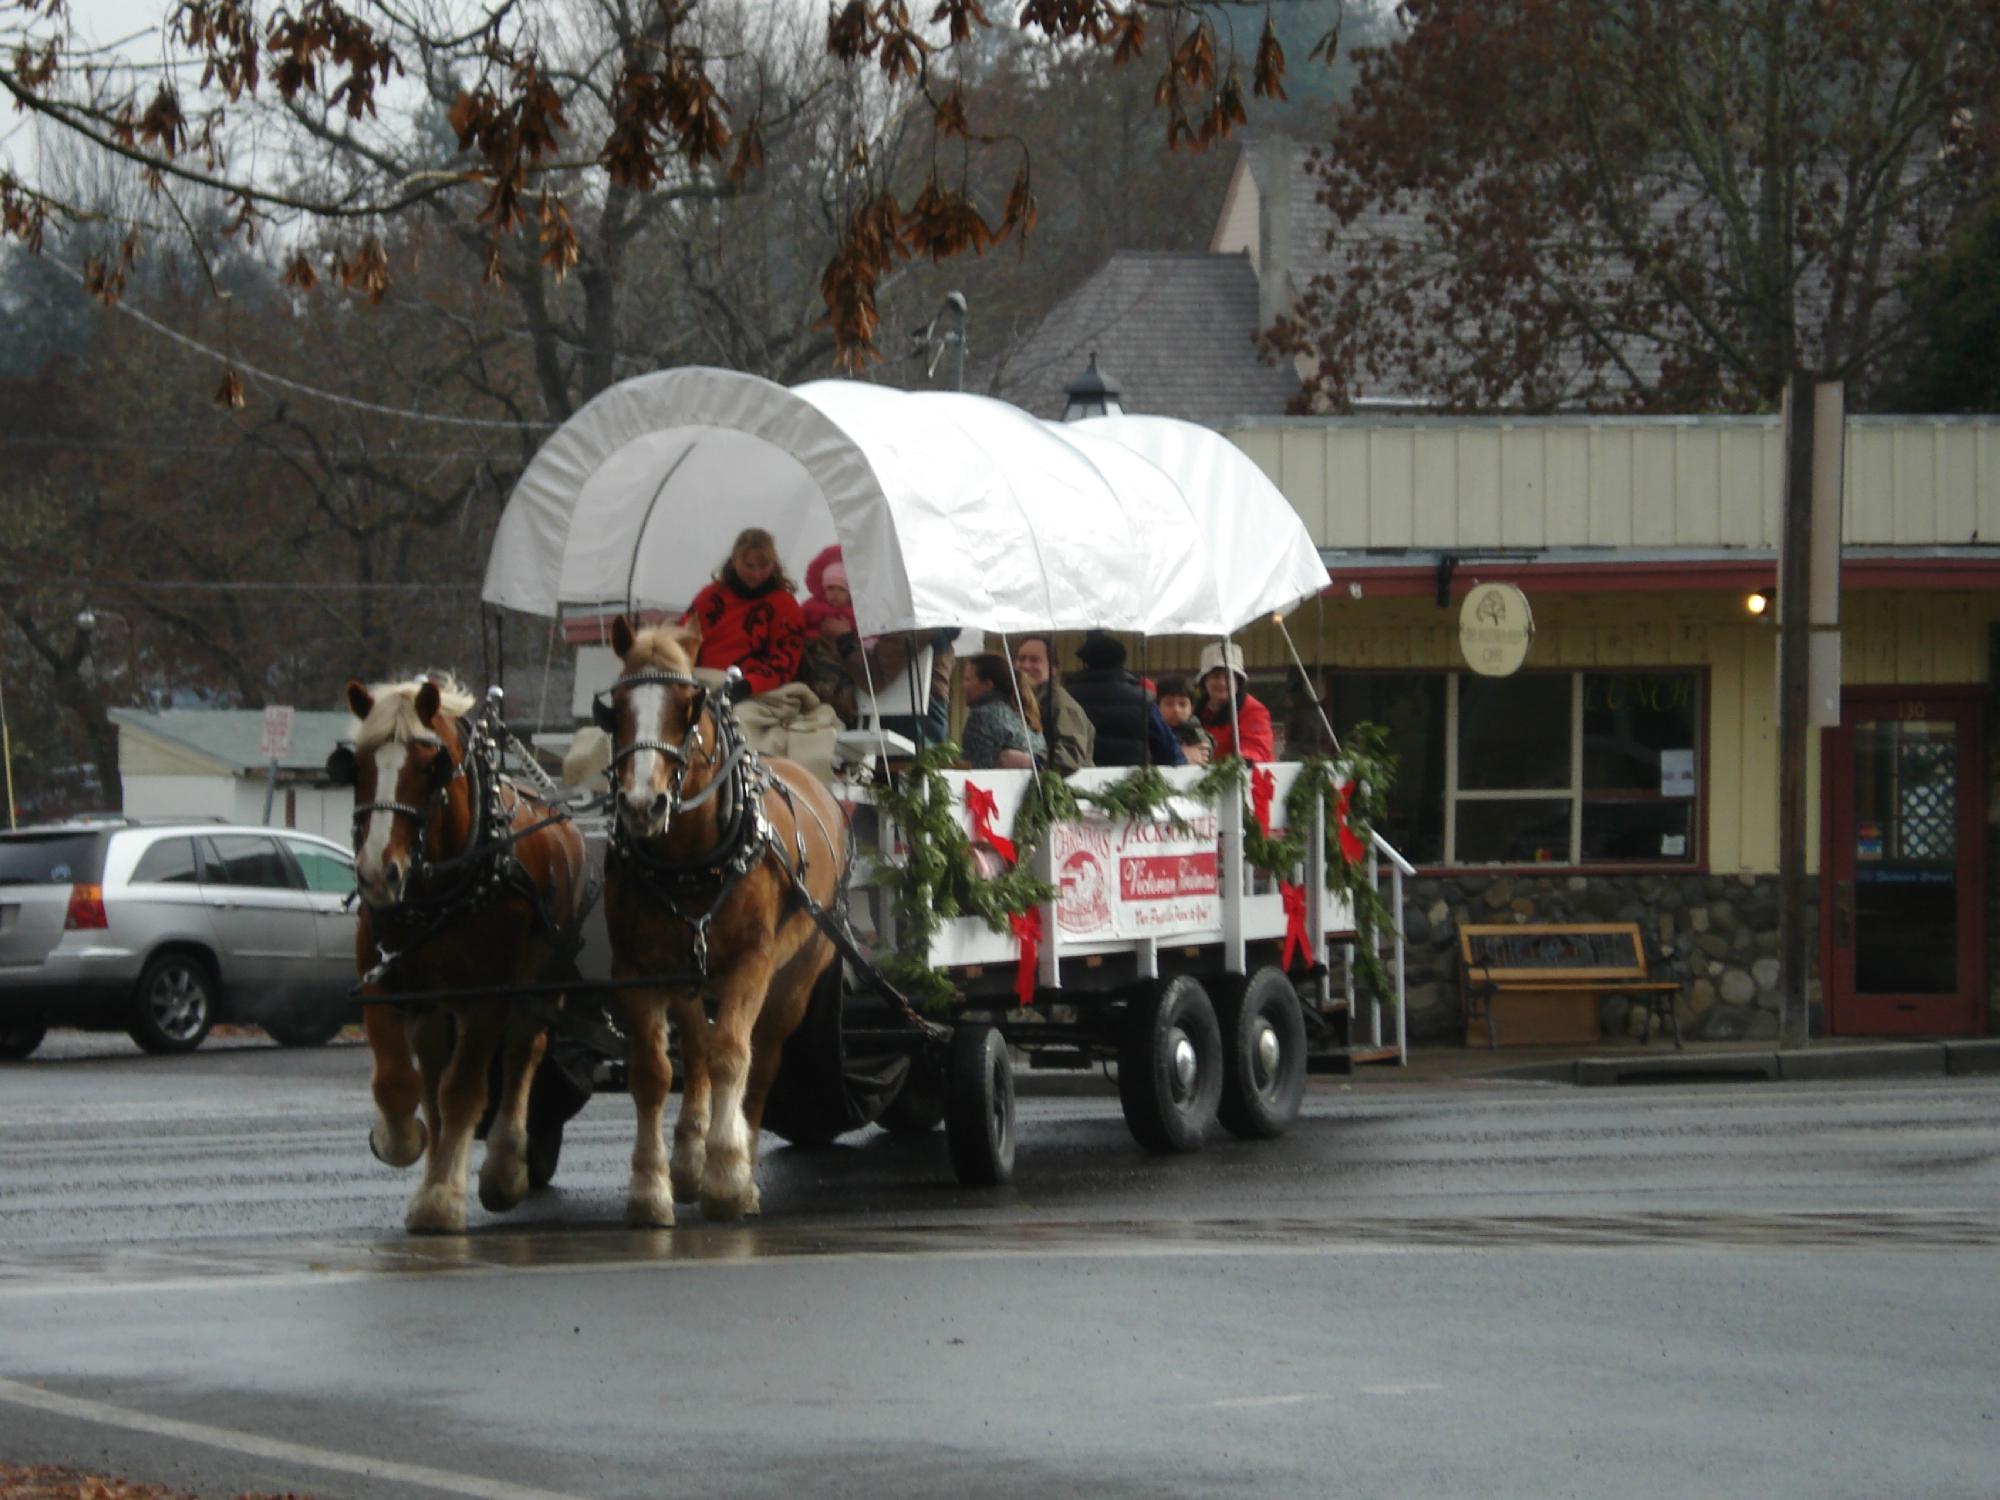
(679, 527, 805, 696)
(1195, 640, 1275, 763)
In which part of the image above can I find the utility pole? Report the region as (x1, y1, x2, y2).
(1777, 372, 1845, 1050)
(1777, 372, 1814, 1051)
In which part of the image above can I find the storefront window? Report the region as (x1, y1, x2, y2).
(1330, 668, 1701, 869)
(1332, 676, 1446, 865)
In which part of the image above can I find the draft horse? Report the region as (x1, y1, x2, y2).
(344, 675, 590, 1234)
(598, 617, 848, 1224)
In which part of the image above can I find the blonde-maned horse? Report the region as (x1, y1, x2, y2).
(346, 675, 590, 1233)
(598, 617, 848, 1224)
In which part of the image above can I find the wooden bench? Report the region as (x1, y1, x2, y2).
(1459, 922, 1683, 1050)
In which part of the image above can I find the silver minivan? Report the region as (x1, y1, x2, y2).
(0, 820, 358, 1059)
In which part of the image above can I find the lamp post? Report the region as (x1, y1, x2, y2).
(1062, 352, 1124, 421)
(75, 607, 145, 707)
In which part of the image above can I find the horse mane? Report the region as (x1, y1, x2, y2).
(353, 674, 477, 752)
(622, 625, 696, 675)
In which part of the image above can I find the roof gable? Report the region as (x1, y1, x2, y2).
(994, 250, 1302, 427)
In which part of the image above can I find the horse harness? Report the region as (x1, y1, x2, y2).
(597, 669, 811, 978)
(596, 669, 946, 1039)
(354, 698, 589, 990)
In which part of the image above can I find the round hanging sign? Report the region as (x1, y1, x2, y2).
(1458, 582, 1534, 677)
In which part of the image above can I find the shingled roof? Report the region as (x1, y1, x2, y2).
(993, 250, 1303, 426)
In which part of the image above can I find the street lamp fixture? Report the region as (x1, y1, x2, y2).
(912, 290, 969, 389)
(1746, 588, 1773, 618)
(76, 606, 146, 706)
(1062, 352, 1123, 421)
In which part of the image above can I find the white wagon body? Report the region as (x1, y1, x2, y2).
(487, 367, 1409, 1177)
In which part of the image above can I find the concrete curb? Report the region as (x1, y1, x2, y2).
(1483, 1039, 2000, 1087)
(1945, 1039, 2000, 1076)
(1576, 1052, 1780, 1087)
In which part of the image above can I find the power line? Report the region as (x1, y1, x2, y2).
(0, 432, 511, 462)
(46, 259, 560, 434)
(1, 576, 484, 595)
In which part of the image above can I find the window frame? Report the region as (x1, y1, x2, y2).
(1334, 666, 1709, 875)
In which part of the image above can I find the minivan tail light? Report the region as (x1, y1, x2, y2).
(65, 883, 108, 930)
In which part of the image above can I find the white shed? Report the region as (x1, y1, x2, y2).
(110, 709, 354, 841)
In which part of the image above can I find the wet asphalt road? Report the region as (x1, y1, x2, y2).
(2, 1035, 1998, 1500)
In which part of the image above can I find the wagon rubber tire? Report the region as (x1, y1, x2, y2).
(262, 1004, 346, 1048)
(1118, 975, 1223, 1154)
(0, 1020, 47, 1060)
(1215, 967, 1308, 1140)
(945, 1024, 1015, 1186)
(128, 954, 217, 1055)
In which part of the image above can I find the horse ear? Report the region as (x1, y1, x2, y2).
(414, 679, 441, 727)
(610, 615, 636, 658)
(345, 679, 374, 720)
(672, 619, 702, 654)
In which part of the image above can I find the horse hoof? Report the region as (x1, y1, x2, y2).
(669, 1151, 705, 1204)
(370, 1117, 427, 1169)
(405, 1188, 466, 1235)
(700, 1156, 756, 1221)
(478, 1164, 528, 1215)
(625, 1189, 675, 1229)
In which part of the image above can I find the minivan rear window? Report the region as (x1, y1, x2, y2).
(0, 832, 108, 886)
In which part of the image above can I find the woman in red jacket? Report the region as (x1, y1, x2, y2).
(680, 527, 805, 696)
(1195, 641, 1275, 762)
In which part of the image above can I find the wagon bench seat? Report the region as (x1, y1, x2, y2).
(1459, 921, 1683, 1050)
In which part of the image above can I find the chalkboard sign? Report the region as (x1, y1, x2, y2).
(1461, 924, 1646, 978)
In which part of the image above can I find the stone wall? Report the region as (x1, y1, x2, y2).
(1392, 873, 1819, 1046)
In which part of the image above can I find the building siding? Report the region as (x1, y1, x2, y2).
(1229, 418, 2000, 552)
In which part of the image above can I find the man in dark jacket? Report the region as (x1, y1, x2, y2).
(1064, 631, 1185, 768)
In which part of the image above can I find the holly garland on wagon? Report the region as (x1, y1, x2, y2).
(872, 731, 1400, 1015)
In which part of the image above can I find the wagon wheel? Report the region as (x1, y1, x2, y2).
(1118, 974, 1222, 1154)
(1214, 967, 1308, 1141)
(945, 1024, 1015, 1187)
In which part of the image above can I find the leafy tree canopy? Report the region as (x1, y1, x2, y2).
(1266, 0, 2000, 413)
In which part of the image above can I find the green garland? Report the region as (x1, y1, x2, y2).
(870, 728, 1400, 1011)
(870, 741, 1057, 1008)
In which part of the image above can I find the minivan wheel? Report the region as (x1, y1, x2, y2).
(0, 1020, 47, 1060)
(263, 1004, 347, 1048)
(129, 954, 217, 1054)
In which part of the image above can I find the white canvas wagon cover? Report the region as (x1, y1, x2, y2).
(482, 366, 1329, 638)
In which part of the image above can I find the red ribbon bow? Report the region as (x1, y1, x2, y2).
(964, 782, 1016, 866)
(1248, 764, 1276, 839)
(1333, 778, 1367, 866)
(1010, 905, 1042, 1006)
(1280, 881, 1311, 971)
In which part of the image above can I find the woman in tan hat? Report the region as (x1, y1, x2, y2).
(1195, 640, 1274, 762)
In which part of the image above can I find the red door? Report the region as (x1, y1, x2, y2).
(1822, 688, 1985, 1036)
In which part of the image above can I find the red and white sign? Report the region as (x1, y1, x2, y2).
(1053, 807, 1220, 941)
(259, 705, 295, 761)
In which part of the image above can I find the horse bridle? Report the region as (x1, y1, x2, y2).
(351, 721, 471, 875)
(595, 669, 750, 823)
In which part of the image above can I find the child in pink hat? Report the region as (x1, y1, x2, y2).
(803, 544, 857, 642)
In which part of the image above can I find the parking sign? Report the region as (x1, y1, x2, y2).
(260, 705, 295, 761)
